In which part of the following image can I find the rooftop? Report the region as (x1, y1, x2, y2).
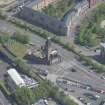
(7, 68, 25, 86)
(26, 0, 43, 8)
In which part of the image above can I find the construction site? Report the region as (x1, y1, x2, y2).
(26, 37, 62, 65)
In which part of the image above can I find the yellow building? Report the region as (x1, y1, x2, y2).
(28, 0, 57, 10)
(44, 0, 56, 6)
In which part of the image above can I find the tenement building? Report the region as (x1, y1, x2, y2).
(27, 0, 58, 10)
(17, 0, 96, 36)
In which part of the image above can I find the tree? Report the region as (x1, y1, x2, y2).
(13, 32, 29, 44)
(12, 87, 35, 105)
(88, 34, 99, 47)
(0, 34, 10, 44)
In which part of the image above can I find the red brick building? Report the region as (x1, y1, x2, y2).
(88, 0, 96, 7)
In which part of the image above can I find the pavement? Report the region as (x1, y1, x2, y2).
(0, 90, 11, 105)
(62, 0, 105, 57)
(28, 26, 105, 104)
(0, 57, 11, 105)
(0, 63, 8, 80)
(0, 1, 105, 105)
(48, 100, 57, 105)
(68, 94, 84, 105)
(0, 16, 105, 105)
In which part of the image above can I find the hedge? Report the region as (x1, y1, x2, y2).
(0, 80, 11, 96)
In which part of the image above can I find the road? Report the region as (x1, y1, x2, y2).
(62, 0, 105, 57)
(24, 23, 105, 90)
(0, 55, 11, 105)
(0, 90, 11, 105)
(0, 18, 105, 104)
(0, 18, 105, 88)
(7, 0, 37, 16)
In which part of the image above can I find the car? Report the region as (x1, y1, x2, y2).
(95, 89, 105, 94)
(86, 102, 91, 105)
(77, 97, 85, 102)
(100, 90, 105, 94)
(86, 86, 91, 90)
(101, 75, 105, 80)
(88, 70, 94, 73)
(94, 95, 100, 98)
(39, 69, 48, 76)
(101, 102, 105, 105)
(44, 99, 48, 105)
(71, 68, 77, 72)
(62, 80, 67, 84)
(95, 89, 101, 93)
(68, 88, 75, 92)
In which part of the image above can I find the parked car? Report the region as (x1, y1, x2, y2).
(71, 68, 77, 72)
(94, 94, 100, 98)
(86, 102, 92, 105)
(101, 75, 105, 80)
(39, 69, 48, 76)
(77, 97, 85, 103)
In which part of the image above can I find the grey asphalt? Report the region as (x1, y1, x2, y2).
(0, 19, 76, 61)
(0, 19, 105, 105)
(28, 25, 105, 90)
(0, 19, 105, 89)
(0, 63, 8, 80)
(0, 60, 11, 105)
(0, 90, 11, 105)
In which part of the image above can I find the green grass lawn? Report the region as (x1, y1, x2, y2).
(7, 39, 27, 58)
(0, 59, 5, 64)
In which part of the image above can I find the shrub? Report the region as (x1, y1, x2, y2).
(0, 34, 10, 44)
(0, 80, 11, 96)
(13, 32, 29, 44)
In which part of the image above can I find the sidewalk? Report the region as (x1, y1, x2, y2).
(68, 95, 84, 105)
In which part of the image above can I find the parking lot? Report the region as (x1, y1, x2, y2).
(20, 30, 105, 105)
(56, 77, 105, 105)
(0, 53, 12, 105)
(32, 56, 105, 105)
(0, 17, 105, 105)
